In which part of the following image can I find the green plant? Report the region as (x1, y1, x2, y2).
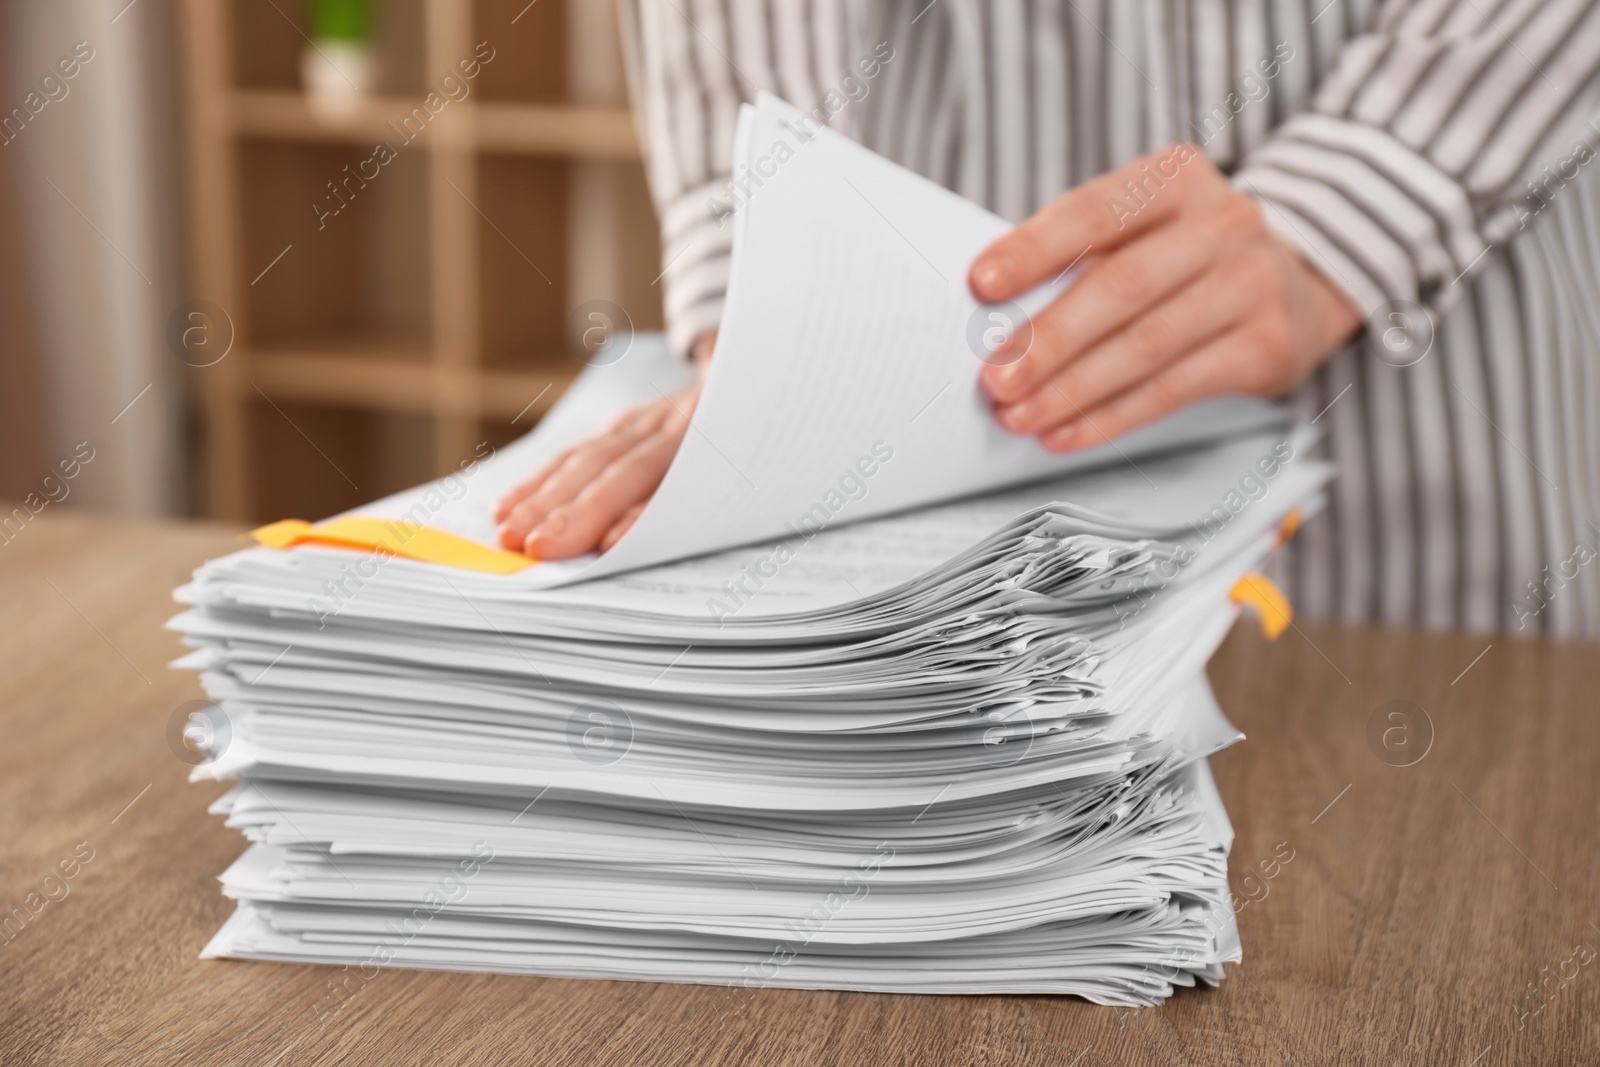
(308, 0, 372, 42)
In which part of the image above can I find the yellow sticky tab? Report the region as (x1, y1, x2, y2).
(1229, 572, 1292, 640)
(249, 516, 537, 575)
(1276, 506, 1304, 547)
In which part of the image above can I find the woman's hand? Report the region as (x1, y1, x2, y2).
(494, 332, 716, 559)
(969, 144, 1362, 452)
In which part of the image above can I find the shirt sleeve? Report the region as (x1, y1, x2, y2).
(1231, 0, 1600, 319)
(617, 0, 853, 360)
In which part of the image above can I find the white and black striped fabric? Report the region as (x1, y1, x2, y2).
(616, 0, 1600, 637)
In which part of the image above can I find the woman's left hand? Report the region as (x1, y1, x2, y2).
(969, 143, 1363, 451)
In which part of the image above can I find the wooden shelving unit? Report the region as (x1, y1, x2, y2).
(178, 0, 662, 522)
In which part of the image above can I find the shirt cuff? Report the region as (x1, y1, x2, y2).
(1231, 112, 1489, 318)
(658, 179, 735, 361)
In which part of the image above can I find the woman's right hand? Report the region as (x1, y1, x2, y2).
(492, 332, 715, 559)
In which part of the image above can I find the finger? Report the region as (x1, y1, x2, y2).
(994, 256, 1255, 436)
(600, 503, 646, 552)
(497, 447, 629, 551)
(981, 206, 1238, 403)
(527, 430, 683, 559)
(604, 393, 676, 436)
(1037, 327, 1260, 452)
(970, 143, 1209, 301)
(653, 386, 700, 429)
(492, 451, 567, 524)
(496, 413, 666, 549)
(492, 396, 666, 525)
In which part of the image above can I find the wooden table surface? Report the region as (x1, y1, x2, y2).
(2, 509, 1597, 1066)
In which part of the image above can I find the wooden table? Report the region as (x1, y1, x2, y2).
(3, 509, 1596, 1066)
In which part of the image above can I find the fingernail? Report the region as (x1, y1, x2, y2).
(980, 364, 1019, 402)
(995, 359, 1026, 390)
(972, 255, 1014, 297)
(531, 514, 566, 543)
(1046, 423, 1081, 452)
(1000, 401, 1038, 434)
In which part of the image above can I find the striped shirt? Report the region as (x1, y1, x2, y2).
(617, 0, 1600, 638)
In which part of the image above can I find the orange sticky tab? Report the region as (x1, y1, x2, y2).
(1229, 572, 1292, 640)
(1275, 507, 1304, 547)
(249, 518, 317, 549)
(249, 516, 537, 575)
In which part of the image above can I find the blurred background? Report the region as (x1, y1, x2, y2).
(0, 0, 662, 524)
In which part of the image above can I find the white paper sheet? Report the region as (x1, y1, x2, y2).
(350, 93, 1285, 588)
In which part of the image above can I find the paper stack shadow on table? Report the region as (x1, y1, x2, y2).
(169, 95, 1327, 1005)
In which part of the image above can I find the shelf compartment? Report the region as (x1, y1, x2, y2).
(246, 399, 435, 524)
(471, 0, 566, 104)
(238, 138, 433, 350)
(476, 153, 570, 367)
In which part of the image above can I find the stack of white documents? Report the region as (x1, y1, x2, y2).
(169, 95, 1328, 1005)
